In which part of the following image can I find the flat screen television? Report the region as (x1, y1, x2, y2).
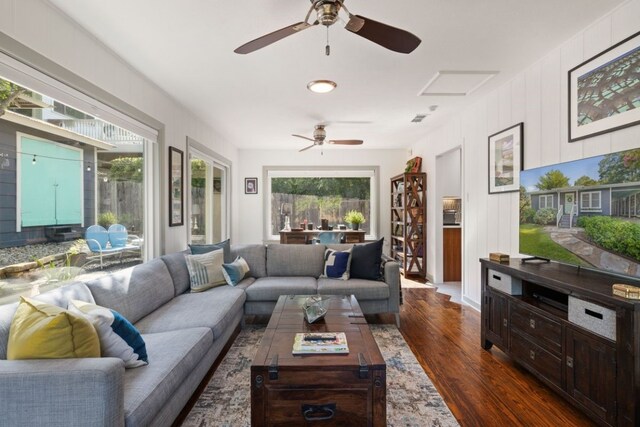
(519, 147, 640, 279)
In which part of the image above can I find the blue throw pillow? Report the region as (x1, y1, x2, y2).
(350, 238, 384, 280)
(222, 256, 251, 286)
(321, 248, 352, 280)
(69, 300, 148, 368)
(189, 239, 232, 263)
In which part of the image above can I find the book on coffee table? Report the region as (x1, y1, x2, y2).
(292, 332, 349, 354)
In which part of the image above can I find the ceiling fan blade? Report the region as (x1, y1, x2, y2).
(234, 22, 315, 54)
(327, 139, 363, 145)
(299, 143, 316, 152)
(292, 134, 315, 142)
(345, 15, 421, 54)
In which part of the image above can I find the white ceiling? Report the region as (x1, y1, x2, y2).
(49, 0, 625, 150)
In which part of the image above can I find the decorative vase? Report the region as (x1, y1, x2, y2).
(352, 223, 359, 231)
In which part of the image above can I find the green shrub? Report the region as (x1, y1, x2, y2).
(521, 207, 536, 224)
(534, 208, 556, 225)
(97, 211, 117, 228)
(580, 216, 640, 261)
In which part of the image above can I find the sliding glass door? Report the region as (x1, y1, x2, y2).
(189, 148, 228, 244)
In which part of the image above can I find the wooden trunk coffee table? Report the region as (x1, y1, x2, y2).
(251, 294, 386, 426)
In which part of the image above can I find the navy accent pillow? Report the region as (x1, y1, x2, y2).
(350, 238, 384, 280)
(189, 239, 232, 263)
(321, 248, 352, 280)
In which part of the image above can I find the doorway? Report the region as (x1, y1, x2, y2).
(188, 146, 229, 244)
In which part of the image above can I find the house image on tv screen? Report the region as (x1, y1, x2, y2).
(519, 148, 640, 278)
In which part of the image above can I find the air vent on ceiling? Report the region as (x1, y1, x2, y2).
(411, 114, 428, 123)
(418, 70, 498, 97)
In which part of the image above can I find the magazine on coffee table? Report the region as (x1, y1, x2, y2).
(292, 332, 349, 354)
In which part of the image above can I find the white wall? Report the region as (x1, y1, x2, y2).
(411, 0, 640, 308)
(236, 149, 406, 248)
(0, 0, 239, 255)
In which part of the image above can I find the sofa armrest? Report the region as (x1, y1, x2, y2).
(0, 357, 125, 427)
(382, 254, 401, 313)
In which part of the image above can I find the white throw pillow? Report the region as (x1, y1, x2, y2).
(185, 248, 226, 292)
(68, 299, 148, 368)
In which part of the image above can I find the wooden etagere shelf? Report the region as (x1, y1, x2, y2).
(390, 172, 426, 280)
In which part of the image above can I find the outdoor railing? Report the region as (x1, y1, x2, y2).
(556, 205, 563, 227)
(568, 204, 577, 229)
(49, 119, 144, 144)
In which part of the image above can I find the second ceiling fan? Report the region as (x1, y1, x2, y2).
(234, 0, 421, 55)
(294, 124, 363, 152)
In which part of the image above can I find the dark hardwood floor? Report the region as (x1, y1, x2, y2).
(376, 285, 596, 427)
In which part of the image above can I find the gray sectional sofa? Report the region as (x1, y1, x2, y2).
(0, 242, 400, 427)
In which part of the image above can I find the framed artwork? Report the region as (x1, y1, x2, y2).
(488, 122, 524, 194)
(169, 146, 184, 226)
(569, 30, 640, 142)
(245, 177, 258, 194)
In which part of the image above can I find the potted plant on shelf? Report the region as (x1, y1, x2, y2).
(344, 210, 365, 231)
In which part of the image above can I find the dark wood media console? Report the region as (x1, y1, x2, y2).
(480, 258, 640, 426)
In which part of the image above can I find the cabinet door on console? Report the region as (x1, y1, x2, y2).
(566, 327, 616, 425)
(484, 290, 509, 349)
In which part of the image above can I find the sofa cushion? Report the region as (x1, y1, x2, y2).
(134, 286, 245, 340)
(86, 258, 175, 324)
(266, 244, 325, 277)
(69, 300, 148, 368)
(317, 278, 390, 301)
(160, 251, 191, 296)
(350, 238, 384, 280)
(8, 297, 100, 360)
(231, 244, 267, 278)
(185, 250, 226, 292)
(245, 276, 317, 301)
(124, 328, 212, 427)
(222, 256, 250, 286)
(189, 239, 232, 263)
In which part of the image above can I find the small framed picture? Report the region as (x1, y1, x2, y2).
(245, 177, 258, 194)
(488, 123, 524, 194)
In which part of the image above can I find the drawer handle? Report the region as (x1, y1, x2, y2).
(584, 308, 603, 319)
(503, 318, 508, 327)
(567, 356, 573, 368)
(529, 319, 536, 329)
(492, 275, 501, 281)
(302, 403, 336, 421)
(529, 350, 535, 360)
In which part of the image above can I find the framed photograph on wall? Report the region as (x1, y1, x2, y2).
(245, 177, 258, 194)
(569, 30, 640, 142)
(169, 146, 184, 226)
(488, 122, 524, 194)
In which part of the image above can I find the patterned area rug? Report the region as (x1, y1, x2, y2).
(182, 325, 458, 426)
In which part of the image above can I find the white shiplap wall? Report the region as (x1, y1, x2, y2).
(411, 0, 640, 308)
(0, 0, 240, 255)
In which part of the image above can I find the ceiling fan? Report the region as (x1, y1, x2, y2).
(234, 0, 421, 55)
(293, 124, 363, 152)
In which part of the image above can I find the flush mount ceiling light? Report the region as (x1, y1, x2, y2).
(307, 80, 337, 93)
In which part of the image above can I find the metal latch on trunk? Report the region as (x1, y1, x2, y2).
(358, 353, 368, 379)
(269, 354, 279, 380)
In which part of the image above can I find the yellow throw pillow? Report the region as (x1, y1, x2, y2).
(7, 297, 100, 360)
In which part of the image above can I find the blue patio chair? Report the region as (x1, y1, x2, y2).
(85, 225, 125, 269)
(108, 223, 143, 256)
(316, 232, 344, 244)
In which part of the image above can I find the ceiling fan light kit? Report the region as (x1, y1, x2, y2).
(293, 124, 363, 153)
(234, 0, 421, 55)
(307, 80, 337, 93)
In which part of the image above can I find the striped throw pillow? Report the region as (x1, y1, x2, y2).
(184, 249, 226, 292)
